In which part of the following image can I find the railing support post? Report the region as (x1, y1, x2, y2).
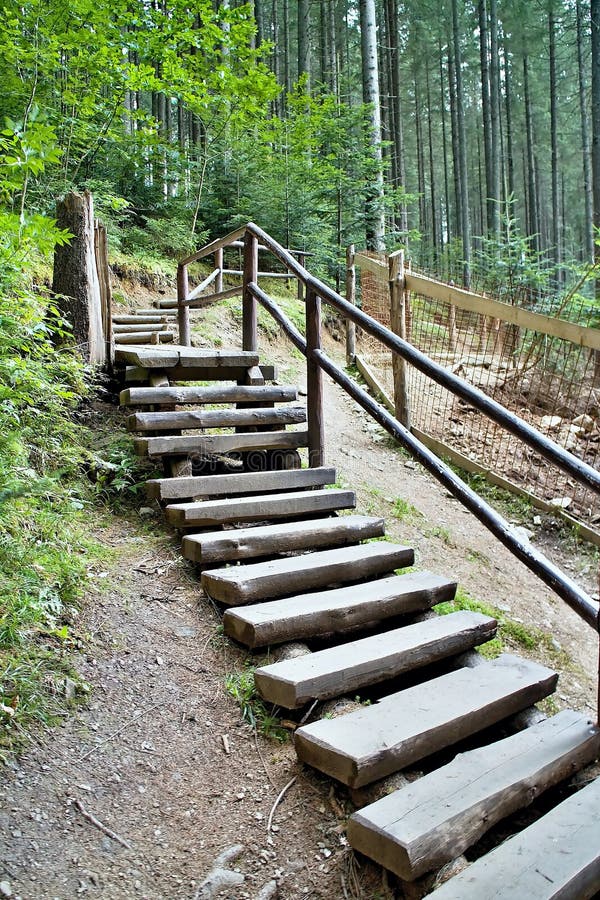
(242, 231, 258, 351)
(177, 263, 190, 346)
(215, 247, 223, 295)
(306, 287, 325, 467)
(345, 244, 356, 365)
(389, 249, 411, 428)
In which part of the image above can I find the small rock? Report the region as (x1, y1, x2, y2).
(512, 526, 534, 543)
(549, 496, 572, 509)
(138, 507, 156, 518)
(540, 415, 562, 430)
(533, 515, 542, 526)
(573, 413, 594, 431)
(0, 880, 12, 898)
(551, 638, 562, 652)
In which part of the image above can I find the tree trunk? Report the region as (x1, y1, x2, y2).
(578, 0, 594, 263)
(523, 53, 540, 255)
(489, 0, 501, 238)
(549, 3, 561, 281)
(478, 0, 492, 236)
(426, 57, 438, 266)
(440, 39, 451, 254)
(448, 40, 463, 247)
(298, 0, 311, 86)
(52, 190, 105, 365)
(451, 0, 471, 287)
(593, 0, 600, 379)
(359, 0, 386, 250)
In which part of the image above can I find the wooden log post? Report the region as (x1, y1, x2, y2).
(346, 244, 357, 366)
(389, 250, 411, 428)
(94, 221, 113, 370)
(215, 246, 223, 295)
(306, 287, 325, 467)
(177, 264, 191, 346)
(52, 190, 105, 365)
(242, 231, 258, 352)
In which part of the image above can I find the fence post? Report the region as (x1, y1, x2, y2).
(306, 286, 325, 467)
(345, 244, 356, 365)
(242, 230, 258, 351)
(389, 250, 411, 428)
(215, 246, 223, 295)
(177, 264, 190, 346)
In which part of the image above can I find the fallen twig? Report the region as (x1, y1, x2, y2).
(267, 776, 297, 832)
(79, 701, 163, 761)
(72, 797, 132, 850)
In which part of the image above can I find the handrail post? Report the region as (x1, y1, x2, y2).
(215, 247, 223, 295)
(389, 249, 411, 428)
(306, 286, 325, 467)
(345, 244, 356, 365)
(242, 231, 258, 351)
(177, 263, 190, 346)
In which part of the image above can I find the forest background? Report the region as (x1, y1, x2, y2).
(1, 0, 600, 751)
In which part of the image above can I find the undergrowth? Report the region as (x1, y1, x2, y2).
(435, 587, 570, 663)
(225, 667, 288, 742)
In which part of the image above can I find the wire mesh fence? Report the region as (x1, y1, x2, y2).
(354, 251, 600, 532)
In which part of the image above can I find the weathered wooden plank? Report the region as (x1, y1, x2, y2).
(113, 314, 175, 324)
(148, 371, 170, 389)
(294, 655, 558, 788)
(182, 514, 385, 564)
(166, 364, 278, 383)
(113, 323, 171, 334)
(154, 298, 178, 309)
(146, 466, 336, 501)
(255, 611, 497, 708)
(114, 331, 174, 344)
(120, 384, 297, 407)
(115, 346, 180, 366)
(406, 271, 600, 352)
(128, 309, 177, 317)
(201, 541, 412, 606)
(114, 346, 259, 369)
(136, 429, 309, 459)
(167, 487, 355, 528)
(430, 774, 600, 899)
(223, 571, 456, 648)
(348, 709, 600, 881)
(127, 406, 306, 432)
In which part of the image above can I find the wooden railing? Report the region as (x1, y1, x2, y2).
(177, 223, 600, 644)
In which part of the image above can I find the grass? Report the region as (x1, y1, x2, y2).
(224, 667, 288, 742)
(391, 496, 422, 521)
(435, 587, 570, 663)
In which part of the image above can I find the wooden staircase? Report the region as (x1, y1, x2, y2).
(116, 340, 600, 898)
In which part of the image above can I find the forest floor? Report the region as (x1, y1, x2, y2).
(0, 286, 598, 900)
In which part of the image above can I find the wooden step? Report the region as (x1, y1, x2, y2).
(430, 773, 600, 899)
(294, 654, 558, 788)
(113, 324, 172, 334)
(114, 345, 260, 369)
(113, 314, 176, 323)
(122, 364, 278, 385)
(254, 611, 497, 708)
(125, 309, 177, 318)
(114, 331, 174, 344)
(137, 429, 309, 459)
(182, 514, 386, 565)
(120, 384, 298, 407)
(127, 406, 306, 433)
(154, 298, 178, 309)
(348, 709, 600, 881)
(201, 541, 412, 606)
(146, 466, 336, 501)
(223, 571, 453, 648)
(167, 488, 356, 528)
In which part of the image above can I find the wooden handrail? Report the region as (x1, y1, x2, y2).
(177, 224, 600, 639)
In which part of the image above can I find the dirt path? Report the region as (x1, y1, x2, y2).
(1, 315, 598, 900)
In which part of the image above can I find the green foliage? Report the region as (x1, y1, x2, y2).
(391, 496, 422, 520)
(224, 667, 288, 742)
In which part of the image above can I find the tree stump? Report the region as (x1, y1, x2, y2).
(52, 190, 105, 365)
